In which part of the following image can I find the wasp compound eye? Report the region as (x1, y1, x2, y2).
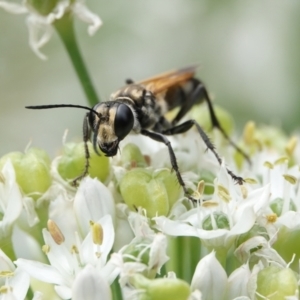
(114, 104, 134, 140)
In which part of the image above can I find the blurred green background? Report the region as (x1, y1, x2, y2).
(1, 0, 300, 157)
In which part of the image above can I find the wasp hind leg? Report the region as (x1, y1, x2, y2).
(171, 79, 251, 165)
(161, 120, 244, 185)
(72, 113, 91, 186)
(141, 129, 198, 202)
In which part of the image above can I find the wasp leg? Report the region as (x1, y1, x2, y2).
(162, 120, 244, 185)
(141, 129, 197, 202)
(72, 113, 91, 186)
(171, 80, 251, 165)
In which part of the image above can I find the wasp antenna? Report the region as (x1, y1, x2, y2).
(25, 104, 98, 115)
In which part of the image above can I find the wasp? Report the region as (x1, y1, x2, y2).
(26, 65, 246, 201)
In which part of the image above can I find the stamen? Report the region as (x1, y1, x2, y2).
(285, 136, 297, 156)
(47, 220, 65, 245)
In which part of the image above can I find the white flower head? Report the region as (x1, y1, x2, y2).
(15, 214, 116, 299)
(0, 249, 31, 300)
(154, 163, 270, 250)
(0, 0, 102, 59)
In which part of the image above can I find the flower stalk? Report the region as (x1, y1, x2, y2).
(54, 12, 100, 106)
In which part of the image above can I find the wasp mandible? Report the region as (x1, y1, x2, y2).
(26, 65, 246, 201)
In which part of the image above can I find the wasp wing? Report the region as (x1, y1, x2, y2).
(137, 65, 198, 95)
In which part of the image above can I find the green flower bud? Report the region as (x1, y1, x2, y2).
(273, 227, 300, 270)
(0, 148, 51, 200)
(120, 143, 148, 169)
(190, 104, 234, 136)
(256, 266, 298, 300)
(202, 212, 230, 230)
(120, 168, 180, 218)
(154, 169, 181, 208)
(58, 142, 110, 183)
(28, 0, 59, 16)
(132, 274, 191, 300)
(270, 197, 296, 216)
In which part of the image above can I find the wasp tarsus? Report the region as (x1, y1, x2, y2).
(26, 65, 247, 201)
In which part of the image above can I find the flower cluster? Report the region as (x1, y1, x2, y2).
(0, 117, 300, 299)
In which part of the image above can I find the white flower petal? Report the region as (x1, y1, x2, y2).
(23, 196, 39, 227)
(74, 178, 115, 237)
(26, 14, 53, 60)
(0, 1, 27, 14)
(277, 211, 300, 229)
(15, 258, 66, 286)
(42, 229, 76, 278)
(154, 216, 199, 237)
(9, 268, 30, 300)
(148, 234, 169, 273)
(0, 248, 15, 271)
(0, 161, 23, 235)
(191, 251, 227, 300)
(55, 285, 72, 300)
(72, 2, 102, 35)
(227, 264, 251, 299)
(72, 265, 112, 300)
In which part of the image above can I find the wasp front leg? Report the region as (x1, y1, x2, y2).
(162, 120, 244, 185)
(141, 129, 197, 202)
(72, 113, 92, 186)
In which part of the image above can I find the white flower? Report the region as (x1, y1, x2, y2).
(0, 0, 102, 59)
(154, 164, 270, 250)
(111, 212, 169, 288)
(15, 214, 117, 299)
(0, 249, 31, 300)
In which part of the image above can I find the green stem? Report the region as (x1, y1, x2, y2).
(111, 277, 123, 300)
(214, 246, 228, 269)
(54, 13, 100, 107)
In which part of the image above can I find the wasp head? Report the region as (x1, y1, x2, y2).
(89, 102, 134, 156)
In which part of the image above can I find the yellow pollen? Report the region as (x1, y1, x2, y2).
(282, 174, 297, 185)
(0, 285, 13, 294)
(0, 271, 14, 278)
(244, 178, 258, 184)
(285, 136, 298, 156)
(47, 219, 65, 245)
(267, 214, 277, 223)
(0, 172, 5, 184)
(217, 185, 231, 202)
(202, 200, 219, 207)
(42, 245, 50, 254)
(241, 185, 248, 199)
(71, 245, 79, 254)
(92, 222, 104, 245)
(243, 121, 256, 145)
(197, 180, 205, 196)
(274, 156, 289, 165)
(263, 161, 273, 169)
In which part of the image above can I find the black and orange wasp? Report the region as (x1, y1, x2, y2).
(26, 65, 246, 201)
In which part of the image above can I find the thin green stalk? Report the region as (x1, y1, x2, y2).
(54, 13, 100, 107)
(111, 277, 123, 300)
